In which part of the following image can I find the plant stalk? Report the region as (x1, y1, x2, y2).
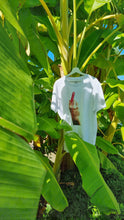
(39, 0, 68, 74)
(73, 0, 77, 67)
(60, 0, 69, 74)
(68, 0, 84, 35)
(53, 129, 64, 178)
(104, 113, 119, 143)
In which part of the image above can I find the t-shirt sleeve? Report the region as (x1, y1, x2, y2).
(51, 81, 58, 113)
(93, 78, 106, 112)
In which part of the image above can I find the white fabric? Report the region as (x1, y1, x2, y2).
(51, 74, 106, 145)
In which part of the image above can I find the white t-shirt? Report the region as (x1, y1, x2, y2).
(51, 74, 106, 145)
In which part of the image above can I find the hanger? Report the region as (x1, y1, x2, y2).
(67, 67, 85, 77)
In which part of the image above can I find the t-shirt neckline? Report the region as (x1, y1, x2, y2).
(64, 75, 87, 87)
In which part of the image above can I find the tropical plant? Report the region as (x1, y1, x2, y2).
(0, 0, 124, 219)
(0, 1, 68, 220)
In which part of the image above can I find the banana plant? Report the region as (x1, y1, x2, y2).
(0, 1, 68, 220)
(0, 0, 124, 218)
(38, 0, 124, 215)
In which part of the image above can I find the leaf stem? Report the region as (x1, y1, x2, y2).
(60, 0, 69, 73)
(104, 113, 119, 143)
(73, 0, 77, 67)
(68, 0, 84, 35)
(39, 0, 68, 74)
(53, 130, 64, 178)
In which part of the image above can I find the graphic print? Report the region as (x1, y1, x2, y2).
(69, 92, 80, 125)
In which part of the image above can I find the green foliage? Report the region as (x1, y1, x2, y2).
(115, 103, 124, 124)
(43, 161, 124, 219)
(0, 0, 25, 36)
(0, 23, 36, 141)
(65, 132, 120, 214)
(84, 0, 111, 15)
(36, 151, 68, 211)
(37, 116, 60, 139)
(44, 169, 91, 220)
(113, 56, 124, 76)
(78, 29, 103, 68)
(24, 0, 57, 8)
(0, 0, 124, 218)
(0, 127, 46, 220)
(19, 8, 53, 78)
(96, 136, 119, 154)
(0, 1, 69, 218)
(106, 79, 124, 91)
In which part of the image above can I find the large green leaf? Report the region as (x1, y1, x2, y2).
(84, 0, 111, 14)
(0, 0, 25, 36)
(24, 0, 57, 7)
(36, 151, 68, 211)
(78, 30, 103, 68)
(98, 151, 123, 175)
(0, 127, 46, 220)
(37, 116, 60, 139)
(96, 137, 119, 154)
(106, 79, 124, 91)
(32, 12, 57, 42)
(93, 55, 112, 70)
(19, 8, 53, 78)
(39, 35, 59, 58)
(105, 94, 118, 110)
(0, 24, 36, 141)
(121, 127, 124, 141)
(65, 131, 120, 214)
(115, 103, 124, 124)
(116, 14, 124, 28)
(35, 77, 53, 90)
(101, 29, 121, 46)
(113, 56, 124, 76)
(57, 120, 72, 131)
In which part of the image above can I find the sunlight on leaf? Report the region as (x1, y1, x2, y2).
(65, 131, 120, 215)
(73, 151, 79, 162)
(0, 127, 46, 220)
(0, 0, 25, 36)
(35, 151, 68, 211)
(121, 127, 124, 141)
(84, 0, 111, 14)
(72, 144, 77, 149)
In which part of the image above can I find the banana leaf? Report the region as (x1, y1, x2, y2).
(65, 131, 120, 214)
(23, 0, 57, 8)
(96, 136, 119, 154)
(105, 94, 118, 110)
(19, 8, 53, 79)
(121, 127, 124, 141)
(115, 103, 124, 124)
(0, 127, 46, 220)
(113, 56, 124, 76)
(36, 151, 68, 211)
(106, 79, 124, 92)
(84, 0, 111, 14)
(0, 18, 68, 219)
(98, 151, 123, 177)
(0, 23, 36, 141)
(0, 0, 25, 37)
(37, 116, 60, 139)
(78, 29, 103, 68)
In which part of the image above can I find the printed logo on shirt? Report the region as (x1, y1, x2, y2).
(69, 92, 80, 125)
